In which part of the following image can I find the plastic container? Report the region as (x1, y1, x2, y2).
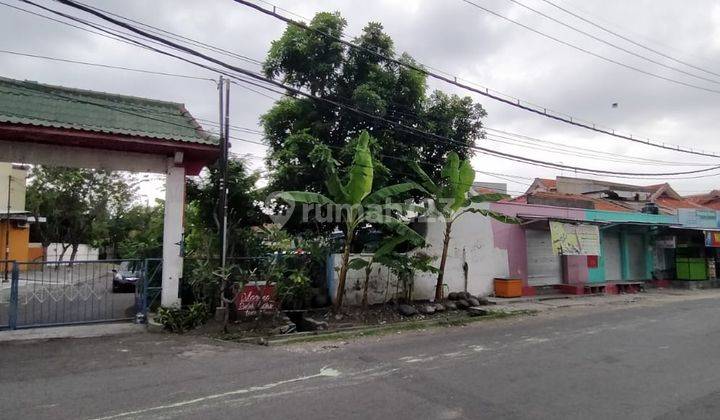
(494, 278, 523, 298)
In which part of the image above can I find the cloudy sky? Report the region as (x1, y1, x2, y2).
(2, 0, 720, 199)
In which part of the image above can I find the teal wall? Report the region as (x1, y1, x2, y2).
(584, 210, 676, 225)
(587, 230, 606, 283)
(584, 223, 655, 283)
(583, 210, 664, 283)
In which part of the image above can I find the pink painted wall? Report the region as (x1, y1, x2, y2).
(563, 255, 589, 285)
(489, 202, 586, 290)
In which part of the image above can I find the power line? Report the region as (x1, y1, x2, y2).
(23, 0, 720, 161)
(31, 0, 720, 180)
(72, 0, 264, 67)
(460, 0, 720, 94)
(538, 0, 720, 79)
(484, 133, 714, 168)
(503, 0, 720, 86)
(0, 1, 208, 60)
(0, 49, 216, 81)
(234, 0, 720, 158)
(483, 127, 717, 167)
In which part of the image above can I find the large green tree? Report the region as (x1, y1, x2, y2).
(185, 157, 266, 259)
(26, 166, 137, 262)
(262, 12, 486, 212)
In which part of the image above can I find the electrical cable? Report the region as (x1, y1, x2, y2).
(24, 0, 720, 179)
(233, 0, 720, 158)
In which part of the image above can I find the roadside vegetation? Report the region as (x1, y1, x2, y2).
(25, 11, 516, 336)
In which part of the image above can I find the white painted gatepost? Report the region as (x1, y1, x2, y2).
(0, 77, 219, 308)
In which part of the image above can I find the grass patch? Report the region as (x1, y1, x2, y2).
(216, 309, 536, 346)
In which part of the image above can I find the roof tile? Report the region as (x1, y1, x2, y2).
(0, 77, 218, 145)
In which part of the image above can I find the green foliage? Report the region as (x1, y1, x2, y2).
(185, 259, 222, 308)
(116, 202, 164, 259)
(274, 268, 312, 309)
(278, 131, 424, 310)
(26, 166, 138, 259)
(261, 11, 486, 221)
(186, 157, 266, 259)
(378, 251, 438, 302)
(155, 302, 209, 333)
(409, 153, 516, 300)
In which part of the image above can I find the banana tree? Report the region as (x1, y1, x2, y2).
(278, 131, 422, 312)
(348, 227, 425, 308)
(410, 153, 517, 301)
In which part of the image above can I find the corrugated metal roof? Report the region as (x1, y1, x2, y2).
(0, 77, 218, 145)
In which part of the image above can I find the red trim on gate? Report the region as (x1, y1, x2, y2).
(0, 123, 219, 175)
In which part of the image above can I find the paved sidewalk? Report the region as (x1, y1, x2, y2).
(0, 322, 144, 342)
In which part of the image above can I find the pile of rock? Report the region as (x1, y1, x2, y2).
(396, 291, 492, 317)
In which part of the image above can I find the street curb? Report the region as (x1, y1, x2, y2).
(0, 322, 145, 343)
(218, 308, 537, 346)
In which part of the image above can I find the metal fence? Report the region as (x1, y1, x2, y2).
(0, 255, 292, 330)
(0, 259, 150, 330)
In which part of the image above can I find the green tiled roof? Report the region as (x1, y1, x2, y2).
(0, 76, 218, 145)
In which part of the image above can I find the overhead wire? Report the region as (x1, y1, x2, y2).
(503, 0, 720, 86)
(0, 49, 216, 81)
(232, 0, 720, 158)
(37, 0, 720, 180)
(459, 0, 720, 94)
(538, 0, 720, 79)
(20, 0, 719, 162)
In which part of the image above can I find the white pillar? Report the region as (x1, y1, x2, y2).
(161, 153, 185, 308)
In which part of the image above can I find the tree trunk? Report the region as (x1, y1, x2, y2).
(361, 264, 372, 309)
(334, 229, 354, 313)
(68, 243, 79, 268)
(434, 220, 453, 301)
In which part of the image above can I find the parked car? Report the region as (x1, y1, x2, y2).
(112, 262, 142, 293)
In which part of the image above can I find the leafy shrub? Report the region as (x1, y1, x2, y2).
(155, 302, 210, 333)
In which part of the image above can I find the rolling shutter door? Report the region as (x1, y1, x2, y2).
(526, 229, 562, 286)
(603, 232, 621, 281)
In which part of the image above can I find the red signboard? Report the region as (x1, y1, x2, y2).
(235, 283, 276, 315)
(587, 255, 599, 268)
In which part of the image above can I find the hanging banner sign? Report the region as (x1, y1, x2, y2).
(704, 231, 720, 247)
(549, 221, 600, 256)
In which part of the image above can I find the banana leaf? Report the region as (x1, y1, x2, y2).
(465, 192, 507, 206)
(450, 159, 475, 212)
(348, 258, 370, 271)
(408, 161, 439, 195)
(453, 208, 519, 224)
(276, 191, 334, 205)
(345, 131, 374, 204)
(364, 182, 422, 205)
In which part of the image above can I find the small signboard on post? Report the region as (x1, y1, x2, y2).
(234, 282, 276, 316)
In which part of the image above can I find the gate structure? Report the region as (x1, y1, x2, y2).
(1, 259, 160, 330)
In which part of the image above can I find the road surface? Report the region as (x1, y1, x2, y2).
(2, 292, 720, 419)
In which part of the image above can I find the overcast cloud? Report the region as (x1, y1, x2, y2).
(2, 0, 720, 199)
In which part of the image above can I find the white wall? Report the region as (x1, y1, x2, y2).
(328, 203, 510, 304)
(37, 243, 100, 262)
(327, 253, 401, 306)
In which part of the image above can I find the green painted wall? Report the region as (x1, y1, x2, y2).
(620, 231, 631, 280)
(584, 209, 676, 225)
(588, 230, 606, 283)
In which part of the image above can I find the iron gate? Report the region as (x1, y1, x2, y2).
(0, 259, 161, 330)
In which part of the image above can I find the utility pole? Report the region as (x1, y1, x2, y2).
(217, 75, 226, 267)
(3, 174, 11, 283)
(221, 78, 230, 269)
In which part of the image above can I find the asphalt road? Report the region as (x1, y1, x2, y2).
(2, 293, 720, 419)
